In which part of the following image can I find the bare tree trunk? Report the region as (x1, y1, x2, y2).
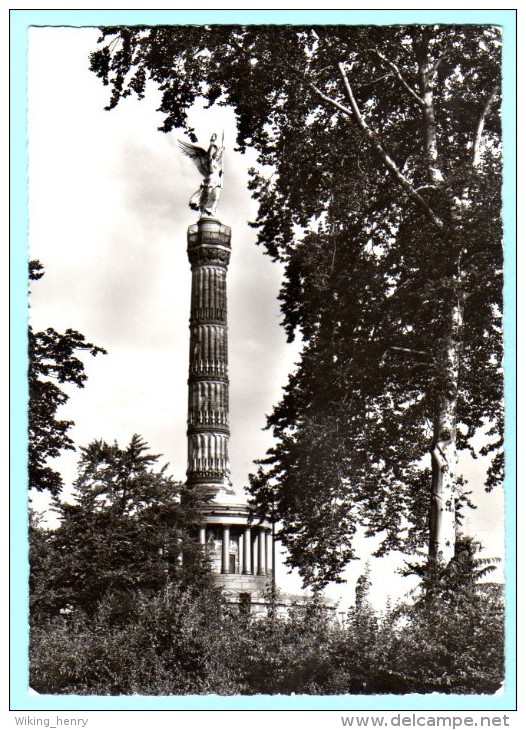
(429, 293, 463, 563)
(413, 30, 461, 564)
(429, 84, 501, 562)
(415, 32, 444, 185)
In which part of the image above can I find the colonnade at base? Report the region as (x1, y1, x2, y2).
(198, 520, 273, 577)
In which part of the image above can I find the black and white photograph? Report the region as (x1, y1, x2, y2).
(19, 11, 513, 705)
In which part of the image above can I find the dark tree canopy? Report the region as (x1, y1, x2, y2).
(28, 261, 107, 496)
(90, 24, 503, 587)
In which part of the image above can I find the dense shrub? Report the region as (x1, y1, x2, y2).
(30, 578, 503, 695)
(30, 585, 243, 695)
(30, 462, 504, 697)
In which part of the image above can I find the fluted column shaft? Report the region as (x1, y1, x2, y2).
(266, 530, 273, 576)
(186, 218, 232, 495)
(258, 528, 266, 576)
(222, 525, 230, 574)
(243, 526, 252, 574)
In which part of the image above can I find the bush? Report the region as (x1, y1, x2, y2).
(30, 584, 243, 695)
(30, 539, 505, 695)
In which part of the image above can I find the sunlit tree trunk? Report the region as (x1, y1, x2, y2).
(415, 32, 444, 185)
(429, 293, 463, 562)
(413, 31, 463, 564)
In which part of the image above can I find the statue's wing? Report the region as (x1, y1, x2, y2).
(178, 140, 209, 177)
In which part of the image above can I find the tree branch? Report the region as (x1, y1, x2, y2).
(379, 345, 433, 369)
(430, 52, 446, 77)
(336, 63, 445, 229)
(370, 49, 426, 108)
(429, 40, 456, 78)
(432, 444, 448, 472)
(285, 61, 445, 229)
(472, 85, 499, 168)
(288, 64, 357, 121)
(415, 184, 441, 193)
(355, 73, 393, 90)
(382, 346, 431, 359)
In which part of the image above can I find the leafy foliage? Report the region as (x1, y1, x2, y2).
(29, 435, 206, 620)
(30, 564, 504, 695)
(30, 584, 239, 696)
(31, 499, 503, 696)
(28, 261, 106, 496)
(375, 538, 505, 694)
(89, 25, 503, 585)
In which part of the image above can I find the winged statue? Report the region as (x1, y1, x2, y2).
(178, 133, 224, 217)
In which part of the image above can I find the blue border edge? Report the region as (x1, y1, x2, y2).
(10, 8, 517, 712)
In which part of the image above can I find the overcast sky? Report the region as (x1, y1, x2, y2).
(27, 26, 505, 607)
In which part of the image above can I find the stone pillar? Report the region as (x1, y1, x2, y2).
(221, 525, 230, 574)
(258, 528, 266, 576)
(238, 532, 244, 574)
(199, 525, 206, 546)
(266, 529, 273, 576)
(186, 217, 233, 498)
(252, 531, 258, 577)
(243, 526, 252, 574)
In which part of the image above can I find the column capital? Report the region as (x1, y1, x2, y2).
(188, 246, 231, 268)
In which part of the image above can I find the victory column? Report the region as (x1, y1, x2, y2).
(179, 134, 274, 608)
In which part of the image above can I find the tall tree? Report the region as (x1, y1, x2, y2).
(31, 434, 206, 618)
(29, 261, 107, 496)
(89, 24, 503, 586)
